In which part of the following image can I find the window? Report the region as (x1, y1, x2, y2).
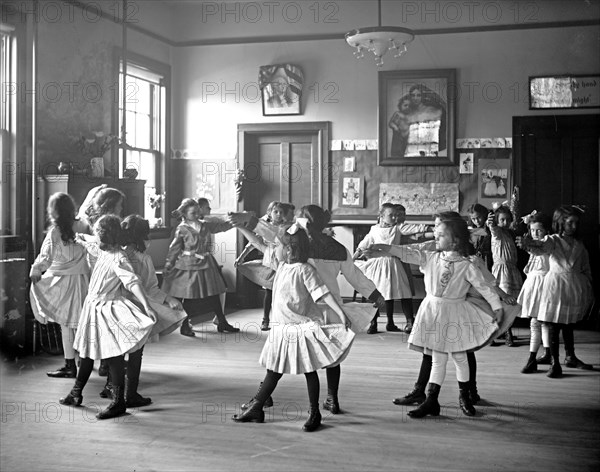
(1, 24, 17, 236)
(117, 52, 170, 228)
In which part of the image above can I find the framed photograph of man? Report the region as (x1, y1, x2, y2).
(378, 69, 456, 166)
(259, 64, 303, 116)
(339, 174, 364, 208)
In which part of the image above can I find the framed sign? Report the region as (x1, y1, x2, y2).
(339, 173, 364, 208)
(379, 69, 456, 166)
(259, 64, 303, 116)
(529, 75, 600, 109)
(478, 158, 511, 208)
(379, 182, 459, 217)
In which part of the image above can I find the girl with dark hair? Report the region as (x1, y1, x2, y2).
(60, 215, 157, 420)
(30, 192, 91, 378)
(517, 205, 595, 376)
(162, 198, 238, 335)
(370, 217, 503, 418)
(232, 224, 352, 432)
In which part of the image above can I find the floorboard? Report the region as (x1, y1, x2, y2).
(1, 308, 599, 472)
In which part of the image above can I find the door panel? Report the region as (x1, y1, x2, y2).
(514, 115, 600, 325)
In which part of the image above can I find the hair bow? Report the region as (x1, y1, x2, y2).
(572, 204, 586, 214)
(521, 210, 537, 225)
(492, 200, 509, 211)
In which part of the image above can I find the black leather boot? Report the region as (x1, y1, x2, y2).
(180, 317, 195, 337)
(241, 382, 274, 410)
(564, 354, 593, 370)
(393, 383, 426, 405)
(302, 407, 322, 432)
(458, 381, 476, 416)
(536, 347, 552, 364)
(232, 399, 265, 423)
(521, 352, 538, 374)
(217, 322, 239, 333)
(47, 358, 77, 378)
(505, 328, 515, 347)
(125, 349, 152, 407)
(59, 380, 85, 406)
(469, 380, 481, 404)
(547, 328, 563, 378)
(99, 378, 113, 399)
(98, 359, 109, 377)
(96, 385, 127, 420)
(407, 383, 441, 418)
(323, 394, 341, 414)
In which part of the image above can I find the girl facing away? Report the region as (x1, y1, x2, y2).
(162, 198, 238, 336)
(60, 215, 157, 420)
(517, 205, 594, 377)
(369, 217, 503, 418)
(232, 225, 353, 432)
(30, 192, 91, 379)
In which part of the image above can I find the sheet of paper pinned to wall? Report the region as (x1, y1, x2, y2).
(379, 182, 459, 216)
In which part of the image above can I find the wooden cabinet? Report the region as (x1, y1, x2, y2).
(35, 174, 146, 246)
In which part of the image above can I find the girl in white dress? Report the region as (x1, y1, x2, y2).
(517, 212, 551, 374)
(98, 215, 187, 407)
(30, 193, 91, 378)
(354, 203, 414, 333)
(232, 224, 352, 432)
(59, 215, 157, 420)
(370, 217, 502, 418)
(518, 205, 594, 378)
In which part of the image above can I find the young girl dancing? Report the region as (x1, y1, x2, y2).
(30, 193, 91, 378)
(162, 198, 238, 336)
(518, 205, 594, 377)
(231, 204, 384, 415)
(517, 211, 551, 374)
(370, 217, 502, 417)
(354, 203, 415, 334)
(487, 205, 522, 346)
(103, 215, 186, 407)
(232, 225, 352, 432)
(59, 215, 157, 419)
(235, 201, 295, 331)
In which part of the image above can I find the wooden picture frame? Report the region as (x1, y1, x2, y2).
(378, 69, 456, 166)
(339, 173, 364, 208)
(529, 75, 600, 109)
(260, 64, 303, 116)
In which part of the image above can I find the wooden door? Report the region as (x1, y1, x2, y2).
(235, 122, 330, 307)
(514, 114, 600, 325)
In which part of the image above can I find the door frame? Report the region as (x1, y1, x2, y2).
(235, 121, 330, 307)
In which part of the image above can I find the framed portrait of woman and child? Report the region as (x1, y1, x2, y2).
(379, 69, 456, 166)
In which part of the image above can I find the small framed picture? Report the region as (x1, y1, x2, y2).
(459, 153, 474, 174)
(343, 156, 356, 172)
(339, 173, 364, 208)
(259, 64, 303, 116)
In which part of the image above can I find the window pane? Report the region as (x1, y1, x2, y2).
(135, 114, 150, 150)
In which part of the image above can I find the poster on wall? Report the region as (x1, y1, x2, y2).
(379, 182, 459, 217)
(478, 158, 511, 208)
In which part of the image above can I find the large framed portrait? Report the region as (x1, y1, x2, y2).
(259, 64, 304, 116)
(378, 69, 456, 166)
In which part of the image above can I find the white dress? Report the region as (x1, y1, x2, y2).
(29, 221, 91, 328)
(531, 235, 594, 324)
(259, 262, 355, 375)
(125, 248, 187, 337)
(389, 246, 501, 353)
(356, 225, 412, 300)
(73, 248, 155, 360)
(517, 254, 549, 319)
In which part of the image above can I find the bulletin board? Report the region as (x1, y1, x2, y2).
(329, 148, 511, 221)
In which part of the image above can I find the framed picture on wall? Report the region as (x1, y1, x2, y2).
(378, 69, 456, 166)
(339, 173, 364, 208)
(478, 158, 511, 208)
(259, 64, 304, 116)
(529, 75, 600, 109)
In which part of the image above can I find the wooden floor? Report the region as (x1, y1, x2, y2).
(1, 308, 599, 472)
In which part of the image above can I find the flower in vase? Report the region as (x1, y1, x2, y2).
(75, 131, 120, 158)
